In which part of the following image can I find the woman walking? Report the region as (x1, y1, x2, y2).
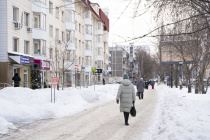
(116, 74, 136, 125)
(136, 78, 145, 99)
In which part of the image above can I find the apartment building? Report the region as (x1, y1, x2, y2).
(0, 0, 109, 88)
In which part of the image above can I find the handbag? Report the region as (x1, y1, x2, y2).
(130, 105, 136, 117)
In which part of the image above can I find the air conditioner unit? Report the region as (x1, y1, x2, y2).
(27, 27, 32, 33)
(14, 22, 22, 29)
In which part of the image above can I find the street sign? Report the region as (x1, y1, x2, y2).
(31, 64, 40, 70)
(92, 67, 96, 72)
(51, 77, 58, 85)
(96, 69, 103, 73)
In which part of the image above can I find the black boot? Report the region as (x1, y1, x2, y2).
(124, 112, 129, 125)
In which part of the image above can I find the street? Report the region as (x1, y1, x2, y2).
(3, 89, 157, 140)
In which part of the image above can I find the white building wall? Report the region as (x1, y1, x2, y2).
(0, 0, 7, 62)
(7, 0, 33, 55)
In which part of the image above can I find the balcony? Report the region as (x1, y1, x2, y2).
(85, 34, 92, 40)
(97, 29, 103, 35)
(65, 1, 75, 11)
(85, 50, 91, 56)
(66, 22, 75, 31)
(103, 34, 109, 43)
(85, 18, 92, 25)
(85, 66, 91, 72)
(32, 29, 46, 40)
(97, 55, 103, 61)
(97, 42, 103, 48)
(66, 43, 75, 50)
(32, 1, 46, 14)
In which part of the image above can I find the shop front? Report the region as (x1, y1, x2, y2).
(34, 59, 50, 88)
(8, 54, 34, 88)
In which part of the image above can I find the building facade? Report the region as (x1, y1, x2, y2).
(0, 0, 109, 88)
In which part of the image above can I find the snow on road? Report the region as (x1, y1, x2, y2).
(3, 89, 157, 140)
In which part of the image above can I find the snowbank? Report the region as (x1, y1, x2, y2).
(0, 84, 118, 135)
(141, 85, 210, 140)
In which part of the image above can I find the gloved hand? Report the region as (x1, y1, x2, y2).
(133, 101, 135, 105)
(116, 100, 119, 104)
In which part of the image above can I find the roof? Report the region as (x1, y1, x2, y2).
(82, 0, 109, 32)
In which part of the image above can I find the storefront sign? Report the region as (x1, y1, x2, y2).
(20, 56, 30, 65)
(103, 71, 110, 76)
(34, 59, 50, 70)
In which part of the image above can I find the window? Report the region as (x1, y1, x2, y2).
(56, 7, 59, 18)
(79, 40, 81, 49)
(33, 13, 46, 30)
(75, 21, 77, 31)
(50, 48, 53, 59)
(82, 42, 84, 50)
(33, 14, 39, 28)
(62, 11, 64, 21)
(79, 57, 81, 65)
(13, 7, 19, 22)
(82, 26, 84, 34)
(49, 1, 53, 14)
(85, 10, 91, 18)
(65, 10, 74, 23)
(98, 35, 102, 42)
(56, 28, 59, 39)
(34, 40, 40, 55)
(13, 38, 18, 52)
(62, 31, 65, 41)
(82, 58, 84, 65)
(98, 22, 102, 29)
(85, 25, 92, 34)
(49, 25, 53, 37)
(24, 12, 29, 26)
(67, 51, 70, 61)
(75, 38, 77, 48)
(79, 23, 81, 33)
(42, 40, 46, 55)
(85, 41, 91, 50)
(24, 41, 29, 54)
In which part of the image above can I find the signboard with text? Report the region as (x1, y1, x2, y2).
(20, 56, 30, 65)
(51, 77, 58, 85)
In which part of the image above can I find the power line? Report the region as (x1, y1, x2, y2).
(114, 13, 208, 43)
(110, 0, 133, 27)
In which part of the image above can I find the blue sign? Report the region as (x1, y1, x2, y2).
(103, 71, 110, 76)
(20, 56, 30, 65)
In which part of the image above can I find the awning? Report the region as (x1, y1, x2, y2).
(9, 56, 34, 65)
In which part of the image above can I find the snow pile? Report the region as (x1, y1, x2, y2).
(0, 84, 119, 135)
(142, 85, 210, 140)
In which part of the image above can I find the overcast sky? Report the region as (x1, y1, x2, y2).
(90, 0, 159, 54)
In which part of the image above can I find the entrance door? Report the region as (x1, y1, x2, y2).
(24, 69, 28, 87)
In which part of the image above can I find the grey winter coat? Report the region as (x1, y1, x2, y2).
(136, 79, 145, 92)
(116, 79, 136, 112)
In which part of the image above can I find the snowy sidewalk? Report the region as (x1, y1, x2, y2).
(4, 88, 158, 140)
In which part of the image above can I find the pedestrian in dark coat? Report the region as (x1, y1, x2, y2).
(12, 73, 21, 87)
(103, 78, 105, 85)
(116, 74, 136, 125)
(145, 81, 148, 89)
(136, 78, 145, 99)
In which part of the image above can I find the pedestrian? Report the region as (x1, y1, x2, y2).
(12, 73, 21, 87)
(103, 78, 105, 85)
(145, 81, 148, 89)
(151, 80, 155, 89)
(179, 79, 182, 90)
(136, 78, 145, 99)
(116, 74, 136, 126)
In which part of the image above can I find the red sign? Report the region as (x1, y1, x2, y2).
(51, 77, 58, 85)
(34, 59, 50, 70)
(75, 65, 79, 70)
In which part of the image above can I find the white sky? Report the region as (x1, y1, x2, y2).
(90, 0, 159, 54)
